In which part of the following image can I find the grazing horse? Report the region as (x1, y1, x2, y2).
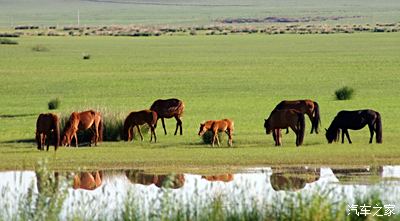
(36, 113, 60, 151)
(272, 99, 320, 134)
(325, 109, 382, 144)
(150, 98, 184, 135)
(62, 110, 103, 147)
(123, 110, 157, 143)
(198, 119, 234, 147)
(264, 109, 305, 147)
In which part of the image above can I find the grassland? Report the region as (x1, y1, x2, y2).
(0, 33, 400, 172)
(1, 0, 400, 27)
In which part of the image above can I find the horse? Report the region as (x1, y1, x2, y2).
(150, 98, 184, 135)
(272, 99, 320, 134)
(73, 171, 103, 190)
(36, 113, 60, 151)
(62, 110, 103, 147)
(198, 119, 234, 147)
(123, 110, 157, 143)
(325, 109, 382, 144)
(201, 174, 234, 182)
(264, 109, 305, 147)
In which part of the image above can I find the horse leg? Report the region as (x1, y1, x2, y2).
(174, 116, 182, 136)
(278, 129, 282, 146)
(150, 126, 157, 143)
(41, 134, 46, 151)
(127, 126, 132, 142)
(46, 132, 50, 151)
(161, 118, 167, 135)
(368, 123, 374, 144)
(74, 133, 79, 147)
(211, 132, 216, 147)
(137, 125, 144, 141)
(341, 130, 345, 144)
(344, 129, 352, 144)
(226, 130, 233, 147)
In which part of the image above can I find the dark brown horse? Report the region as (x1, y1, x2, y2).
(150, 98, 184, 135)
(123, 110, 157, 143)
(325, 109, 382, 144)
(273, 99, 320, 134)
(36, 113, 60, 151)
(125, 170, 185, 189)
(198, 119, 234, 147)
(264, 109, 305, 146)
(62, 110, 103, 147)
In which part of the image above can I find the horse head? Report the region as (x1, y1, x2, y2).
(264, 119, 271, 134)
(198, 123, 207, 136)
(325, 128, 337, 143)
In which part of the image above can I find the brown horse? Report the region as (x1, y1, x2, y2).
(36, 113, 60, 151)
(73, 171, 103, 190)
(202, 174, 234, 182)
(273, 99, 320, 134)
(150, 98, 184, 135)
(123, 110, 157, 143)
(62, 110, 103, 147)
(198, 119, 234, 147)
(264, 109, 305, 146)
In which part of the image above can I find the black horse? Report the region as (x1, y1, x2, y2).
(325, 109, 382, 144)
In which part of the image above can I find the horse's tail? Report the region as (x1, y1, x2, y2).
(297, 112, 305, 146)
(53, 116, 60, 151)
(375, 112, 383, 143)
(312, 101, 321, 134)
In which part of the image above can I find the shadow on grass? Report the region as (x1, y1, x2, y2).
(0, 113, 37, 118)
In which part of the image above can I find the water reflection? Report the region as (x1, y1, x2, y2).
(73, 171, 103, 190)
(2, 166, 400, 219)
(270, 167, 320, 191)
(201, 174, 234, 182)
(125, 170, 185, 189)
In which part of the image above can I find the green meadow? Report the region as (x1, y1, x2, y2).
(0, 33, 400, 172)
(1, 0, 400, 27)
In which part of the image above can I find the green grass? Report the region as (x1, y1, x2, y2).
(0, 0, 400, 27)
(0, 33, 399, 172)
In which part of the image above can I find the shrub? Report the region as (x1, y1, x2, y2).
(0, 38, 18, 45)
(48, 98, 60, 110)
(82, 53, 91, 60)
(335, 86, 355, 100)
(32, 44, 49, 52)
(201, 131, 224, 145)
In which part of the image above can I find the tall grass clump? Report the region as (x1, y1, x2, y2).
(201, 131, 224, 146)
(335, 86, 355, 100)
(48, 98, 60, 110)
(0, 38, 18, 45)
(16, 160, 68, 221)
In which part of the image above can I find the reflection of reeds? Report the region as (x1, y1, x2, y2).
(2, 162, 399, 220)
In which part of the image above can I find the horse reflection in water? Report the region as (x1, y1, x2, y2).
(332, 166, 383, 185)
(73, 171, 103, 190)
(270, 167, 320, 191)
(125, 170, 185, 189)
(201, 174, 234, 182)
